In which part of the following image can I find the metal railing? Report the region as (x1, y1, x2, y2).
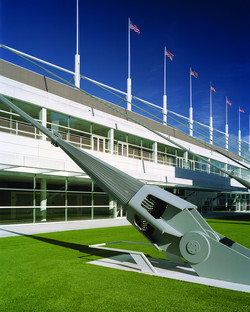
(0, 116, 42, 139)
(1, 112, 248, 180)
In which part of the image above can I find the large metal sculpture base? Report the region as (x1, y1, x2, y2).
(1, 94, 249, 287)
(126, 185, 250, 285)
(88, 241, 250, 293)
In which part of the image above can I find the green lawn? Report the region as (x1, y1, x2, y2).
(0, 219, 250, 312)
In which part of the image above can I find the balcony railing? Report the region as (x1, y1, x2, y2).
(0, 111, 245, 180)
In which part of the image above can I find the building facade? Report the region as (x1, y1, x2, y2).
(0, 60, 249, 224)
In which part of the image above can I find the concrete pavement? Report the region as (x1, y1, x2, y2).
(0, 218, 131, 238)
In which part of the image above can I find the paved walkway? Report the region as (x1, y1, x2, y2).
(0, 218, 131, 238)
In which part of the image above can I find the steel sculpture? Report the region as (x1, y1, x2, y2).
(0, 94, 249, 285)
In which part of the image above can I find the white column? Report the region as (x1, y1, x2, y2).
(108, 128, 114, 154)
(153, 142, 158, 163)
(40, 178, 47, 222)
(90, 124, 94, 150)
(184, 151, 188, 169)
(39, 108, 47, 141)
(109, 198, 116, 218)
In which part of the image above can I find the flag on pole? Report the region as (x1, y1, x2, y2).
(165, 48, 174, 61)
(211, 86, 216, 92)
(191, 68, 198, 78)
(130, 20, 140, 34)
(227, 99, 232, 106)
(239, 107, 245, 113)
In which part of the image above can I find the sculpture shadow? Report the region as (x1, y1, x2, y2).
(0, 228, 123, 259)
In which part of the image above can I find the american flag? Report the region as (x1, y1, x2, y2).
(191, 68, 198, 78)
(227, 99, 232, 106)
(165, 49, 174, 61)
(239, 107, 245, 113)
(211, 86, 216, 92)
(130, 20, 140, 35)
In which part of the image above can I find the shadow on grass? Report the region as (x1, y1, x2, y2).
(0, 228, 123, 259)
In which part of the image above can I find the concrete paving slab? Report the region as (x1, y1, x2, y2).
(0, 218, 130, 237)
(88, 254, 250, 293)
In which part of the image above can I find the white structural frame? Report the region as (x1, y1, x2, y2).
(89, 241, 157, 274)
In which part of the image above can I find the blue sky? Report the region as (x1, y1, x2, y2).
(1, 0, 250, 140)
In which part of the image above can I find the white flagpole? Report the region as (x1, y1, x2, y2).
(127, 18, 132, 110)
(76, 0, 79, 55)
(238, 107, 241, 156)
(189, 67, 193, 136)
(128, 18, 131, 79)
(75, 0, 80, 88)
(225, 96, 229, 150)
(163, 46, 167, 124)
(239, 107, 241, 132)
(209, 82, 213, 144)
(226, 96, 228, 125)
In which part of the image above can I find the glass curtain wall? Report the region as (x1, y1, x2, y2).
(0, 172, 115, 224)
